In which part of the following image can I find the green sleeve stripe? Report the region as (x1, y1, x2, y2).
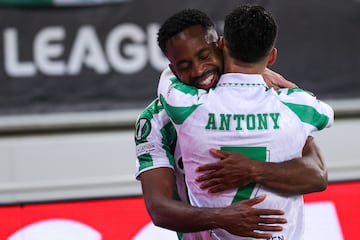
(137, 122, 176, 171)
(138, 99, 163, 121)
(170, 77, 199, 96)
(160, 95, 201, 125)
(160, 122, 176, 167)
(280, 88, 315, 96)
(282, 102, 329, 130)
(137, 154, 154, 171)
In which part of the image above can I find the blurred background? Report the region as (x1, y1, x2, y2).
(0, 0, 359, 239)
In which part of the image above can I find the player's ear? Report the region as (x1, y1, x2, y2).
(267, 48, 277, 66)
(217, 36, 224, 50)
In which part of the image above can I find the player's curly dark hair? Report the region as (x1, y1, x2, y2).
(157, 9, 216, 54)
(224, 5, 278, 63)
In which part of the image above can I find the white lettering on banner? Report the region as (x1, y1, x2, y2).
(106, 23, 147, 74)
(35, 27, 66, 75)
(3, 24, 168, 77)
(4, 28, 36, 77)
(68, 26, 110, 75)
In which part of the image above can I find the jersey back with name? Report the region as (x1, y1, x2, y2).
(158, 69, 334, 240)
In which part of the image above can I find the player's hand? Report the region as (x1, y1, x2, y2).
(196, 148, 260, 193)
(216, 195, 287, 238)
(262, 68, 298, 89)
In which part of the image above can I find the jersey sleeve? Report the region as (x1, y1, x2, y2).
(278, 88, 334, 132)
(134, 99, 177, 180)
(157, 67, 206, 125)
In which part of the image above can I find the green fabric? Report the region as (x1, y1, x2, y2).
(169, 76, 199, 96)
(160, 95, 201, 125)
(282, 102, 329, 130)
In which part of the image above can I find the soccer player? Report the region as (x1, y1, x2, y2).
(157, 6, 333, 240)
(136, 8, 328, 239)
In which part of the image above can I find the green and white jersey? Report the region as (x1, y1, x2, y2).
(135, 98, 181, 188)
(135, 99, 185, 239)
(135, 98, 212, 240)
(158, 67, 334, 240)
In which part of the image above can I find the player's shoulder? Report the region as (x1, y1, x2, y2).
(135, 102, 166, 145)
(137, 98, 163, 119)
(276, 87, 317, 102)
(135, 98, 172, 132)
(276, 87, 313, 95)
(157, 67, 176, 96)
(160, 66, 175, 79)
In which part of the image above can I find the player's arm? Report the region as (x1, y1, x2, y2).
(196, 136, 328, 194)
(262, 67, 298, 89)
(255, 136, 327, 194)
(139, 167, 286, 238)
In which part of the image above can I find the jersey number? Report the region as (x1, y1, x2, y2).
(220, 146, 268, 204)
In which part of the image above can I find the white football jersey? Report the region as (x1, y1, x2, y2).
(158, 67, 334, 240)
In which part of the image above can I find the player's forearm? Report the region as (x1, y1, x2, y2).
(140, 168, 219, 232)
(253, 137, 327, 194)
(253, 160, 326, 194)
(146, 198, 219, 232)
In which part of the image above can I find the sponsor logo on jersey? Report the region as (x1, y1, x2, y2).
(136, 142, 155, 156)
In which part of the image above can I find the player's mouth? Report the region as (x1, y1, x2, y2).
(194, 71, 219, 90)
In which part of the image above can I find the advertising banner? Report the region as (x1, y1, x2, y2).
(0, 0, 359, 116)
(0, 181, 359, 240)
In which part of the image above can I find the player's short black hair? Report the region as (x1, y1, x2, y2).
(157, 9, 216, 54)
(224, 5, 278, 63)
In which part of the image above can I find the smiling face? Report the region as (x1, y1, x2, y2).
(165, 25, 223, 90)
